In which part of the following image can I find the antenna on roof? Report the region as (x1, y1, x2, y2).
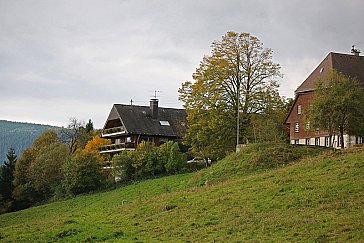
(150, 90, 161, 99)
(351, 45, 361, 56)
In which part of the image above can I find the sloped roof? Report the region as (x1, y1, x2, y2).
(295, 52, 364, 94)
(112, 104, 186, 137)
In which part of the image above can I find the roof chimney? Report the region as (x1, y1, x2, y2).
(351, 45, 361, 56)
(150, 98, 159, 119)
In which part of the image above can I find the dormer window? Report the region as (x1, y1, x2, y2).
(160, 121, 170, 126)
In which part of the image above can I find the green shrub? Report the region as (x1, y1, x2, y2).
(165, 142, 187, 174)
(112, 141, 189, 182)
(112, 151, 135, 182)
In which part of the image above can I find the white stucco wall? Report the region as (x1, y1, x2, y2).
(291, 135, 363, 148)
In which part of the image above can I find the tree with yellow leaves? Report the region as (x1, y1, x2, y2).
(84, 135, 110, 154)
(179, 32, 283, 159)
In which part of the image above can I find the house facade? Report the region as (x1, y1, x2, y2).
(99, 99, 186, 158)
(284, 51, 364, 148)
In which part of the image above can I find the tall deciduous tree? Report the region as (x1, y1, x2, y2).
(28, 143, 69, 199)
(13, 130, 66, 208)
(12, 147, 35, 208)
(62, 150, 104, 195)
(306, 70, 364, 148)
(60, 118, 83, 154)
(179, 32, 282, 159)
(60, 118, 96, 153)
(13, 129, 58, 191)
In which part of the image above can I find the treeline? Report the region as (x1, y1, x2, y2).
(0, 119, 200, 214)
(0, 120, 58, 165)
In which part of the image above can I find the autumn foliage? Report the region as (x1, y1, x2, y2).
(85, 135, 110, 154)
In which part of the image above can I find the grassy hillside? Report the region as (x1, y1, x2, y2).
(0, 144, 363, 242)
(0, 120, 58, 164)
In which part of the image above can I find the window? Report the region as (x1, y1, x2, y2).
(126, 137, 132, 143)
(115, 138, 121, 144)
(305, 138, 310, 145)
(295, 122, 299, 133)
(356, 136, 363, 144)
(325, 137, 330, 147)
(294, 139, 299, 145)
(297, 105, 302, 115)
(315, 137, 320, 146)
(160, 121, 170, 126)
(306, 122, 310, 131)
(337, 136, 342, 147)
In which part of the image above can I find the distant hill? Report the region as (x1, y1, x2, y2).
(0, 120, 59, 164)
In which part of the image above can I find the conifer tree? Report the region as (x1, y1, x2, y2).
(0, 148, 17, 202)
(85, 119, 94, 134)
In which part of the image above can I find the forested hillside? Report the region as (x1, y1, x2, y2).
(0, 120, 58, 164)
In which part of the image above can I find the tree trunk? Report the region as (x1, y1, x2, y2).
(329, 134, 332, 148)
(339, 126, 345, 149)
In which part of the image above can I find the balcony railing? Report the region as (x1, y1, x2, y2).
(98, 142, 135, 154)
(101, 126, 126, 138)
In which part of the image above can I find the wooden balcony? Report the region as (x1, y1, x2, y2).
(98, 142, 135, 154)
(101, 126, 126, 138)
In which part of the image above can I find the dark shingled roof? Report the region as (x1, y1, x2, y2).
(113, 104, 186, 137)
(295, 52, 364, 94)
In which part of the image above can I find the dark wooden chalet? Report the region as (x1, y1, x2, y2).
(99, 99, 186, 157)
(284, 50, 364, 148)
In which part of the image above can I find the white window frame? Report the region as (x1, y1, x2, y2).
(325, 136, 330, 147)
(295, 122, 299, 133)
(305, 138, 310, 145)
(337, 136, 342, 147)
(315, 137, 320, 146)
(297, 105, 302, 115)
(160, 120, 170, 126)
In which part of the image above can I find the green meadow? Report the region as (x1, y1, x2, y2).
(0, 143, 363, 242)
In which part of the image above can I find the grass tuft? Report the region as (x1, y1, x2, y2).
(56, 228, 80, 238)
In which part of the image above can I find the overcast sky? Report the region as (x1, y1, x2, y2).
(0, 0, 363, 128)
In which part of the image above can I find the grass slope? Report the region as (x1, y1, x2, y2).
(0, 144, 363, 242)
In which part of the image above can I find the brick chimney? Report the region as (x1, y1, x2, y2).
(150, 98, 159, 119)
